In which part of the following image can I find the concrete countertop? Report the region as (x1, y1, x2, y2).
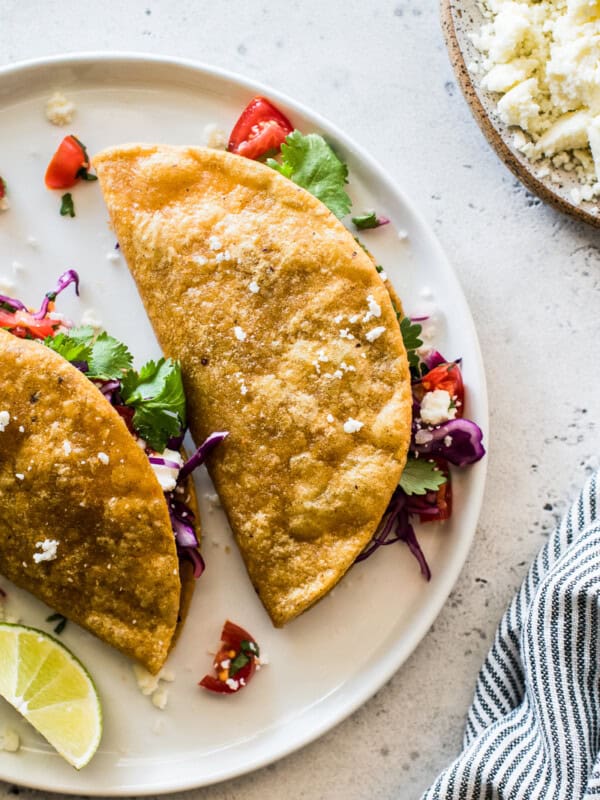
(1, 0, 599, 798)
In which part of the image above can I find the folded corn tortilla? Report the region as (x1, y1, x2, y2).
(94, 144, 412, 626)
(0, 329, 186, 673)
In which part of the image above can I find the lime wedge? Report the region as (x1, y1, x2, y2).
(0, 623, 102, 769)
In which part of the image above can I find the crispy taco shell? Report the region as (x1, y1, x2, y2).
(94, 144, 412, 626)
(0, 329, 183, 673)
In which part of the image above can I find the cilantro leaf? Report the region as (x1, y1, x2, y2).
(121, 358, 186, 451)
(229, 652, 250, 677)
(400, 458, 447, 496)
(86, 332, 133, 380)
(352, 211, 379, 230)
(60, 193, 75, 218)
(44, 331, 93, 363)
(267, 130, 352, 219)
(399, 316, 423, 373)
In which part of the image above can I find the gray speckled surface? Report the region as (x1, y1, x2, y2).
(2, 1, 600, 798)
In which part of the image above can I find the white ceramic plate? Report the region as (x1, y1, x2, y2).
(0, 53, 488, 795)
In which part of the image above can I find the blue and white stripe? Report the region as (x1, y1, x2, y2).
(423, 472, 600, 799)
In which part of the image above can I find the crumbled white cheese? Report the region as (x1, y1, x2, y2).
(208, 236, 222, 251)
(45, 91, 76, 126)
(415, 429, 434, 445)
(248, 280, 260, 294)
(378, 271, 388, 282)
(339, 361, 356, 372)
(63, 440, 72, 456)
(444, 435, 454, 448)
(0, 729, 20, 753)
(363, 294, 382, 322)
(97, 452, 109, 465)
(151, 687, 169, 710)
(215, 250, 232, 263)
(327, 413, 335, 423)
(343, 417, 364, 434)
(472, 0, 600, 192)
(193, 254, 207, 266)
(33, 539, 59, 563)
(233, 326, 247, 341)
(225, 678, 240, 691)
(15, 474, 24, 481)
(333, 313, 344, 324)
(339, 328, 354, 340)
(348, 313, 361, 323)
(133, 664, 175, 709)
(365, 326, 386, 342)
(0, 411, 10, 432)
(81, 308, 103, 331)
(149, 448, 183, 492)
(419, 389, 457, 426)
(203, 123, 228, 150)
(204, 492, 221, 511)
(18, 426, 24, 433)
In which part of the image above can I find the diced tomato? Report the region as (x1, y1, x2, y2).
(420, 460, 452, 523)
(421, 361, 464, 417)
(228, 96, 294, 160)
(45, 135, 90, 190)
(199, 620, 261, 695)
(0, 177, 6, 199)
(0, 308, 57, 339)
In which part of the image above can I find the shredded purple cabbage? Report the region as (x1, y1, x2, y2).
(33, 269, 79, 320)
(412, 418, 485, 467)
(167, 493, 205, 578)
(149, 455, 181, 470)
(355, 487, 431, 580)
(178, 431, 229, 483)
(0, 295, 27, 312)
(422, 350, 447, 371)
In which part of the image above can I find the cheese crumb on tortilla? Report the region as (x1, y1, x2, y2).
(365, 326, 386, 342)
(343, 418, 364, 434)
(0, 411, 10, 432)
(233, 326, 247, 341)
(33, 539, 59, 563)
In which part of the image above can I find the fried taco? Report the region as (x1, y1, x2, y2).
(0, 272, 223, 672)
(93, 145, 413, 626)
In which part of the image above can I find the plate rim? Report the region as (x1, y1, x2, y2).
(440, 0, 600, 229)
(0, 50, 489, 796)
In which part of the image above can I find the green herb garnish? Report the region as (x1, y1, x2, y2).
(399, 315, 423, 374)
(121, 358, 186, 451)
(399, 458, 447, 496)
(46, 612, 68, 635)
(60, 193, 75, 218)
(352, 211, 379, 230)
(267, 130, 352, 219)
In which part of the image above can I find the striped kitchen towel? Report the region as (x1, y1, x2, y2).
(423, 471, 600, 799)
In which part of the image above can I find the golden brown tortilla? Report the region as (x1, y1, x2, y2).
(94, 144, 412, 626)
(0, 329, 181, 673)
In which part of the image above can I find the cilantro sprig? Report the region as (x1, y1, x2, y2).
(45, 327, 185, 451)
(121, 358, 186, 451)
(267, 130, 352, 219)
(45, 326, 133, 379)
(399, 316, 423, 376)
(399, 458, 447, 496)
